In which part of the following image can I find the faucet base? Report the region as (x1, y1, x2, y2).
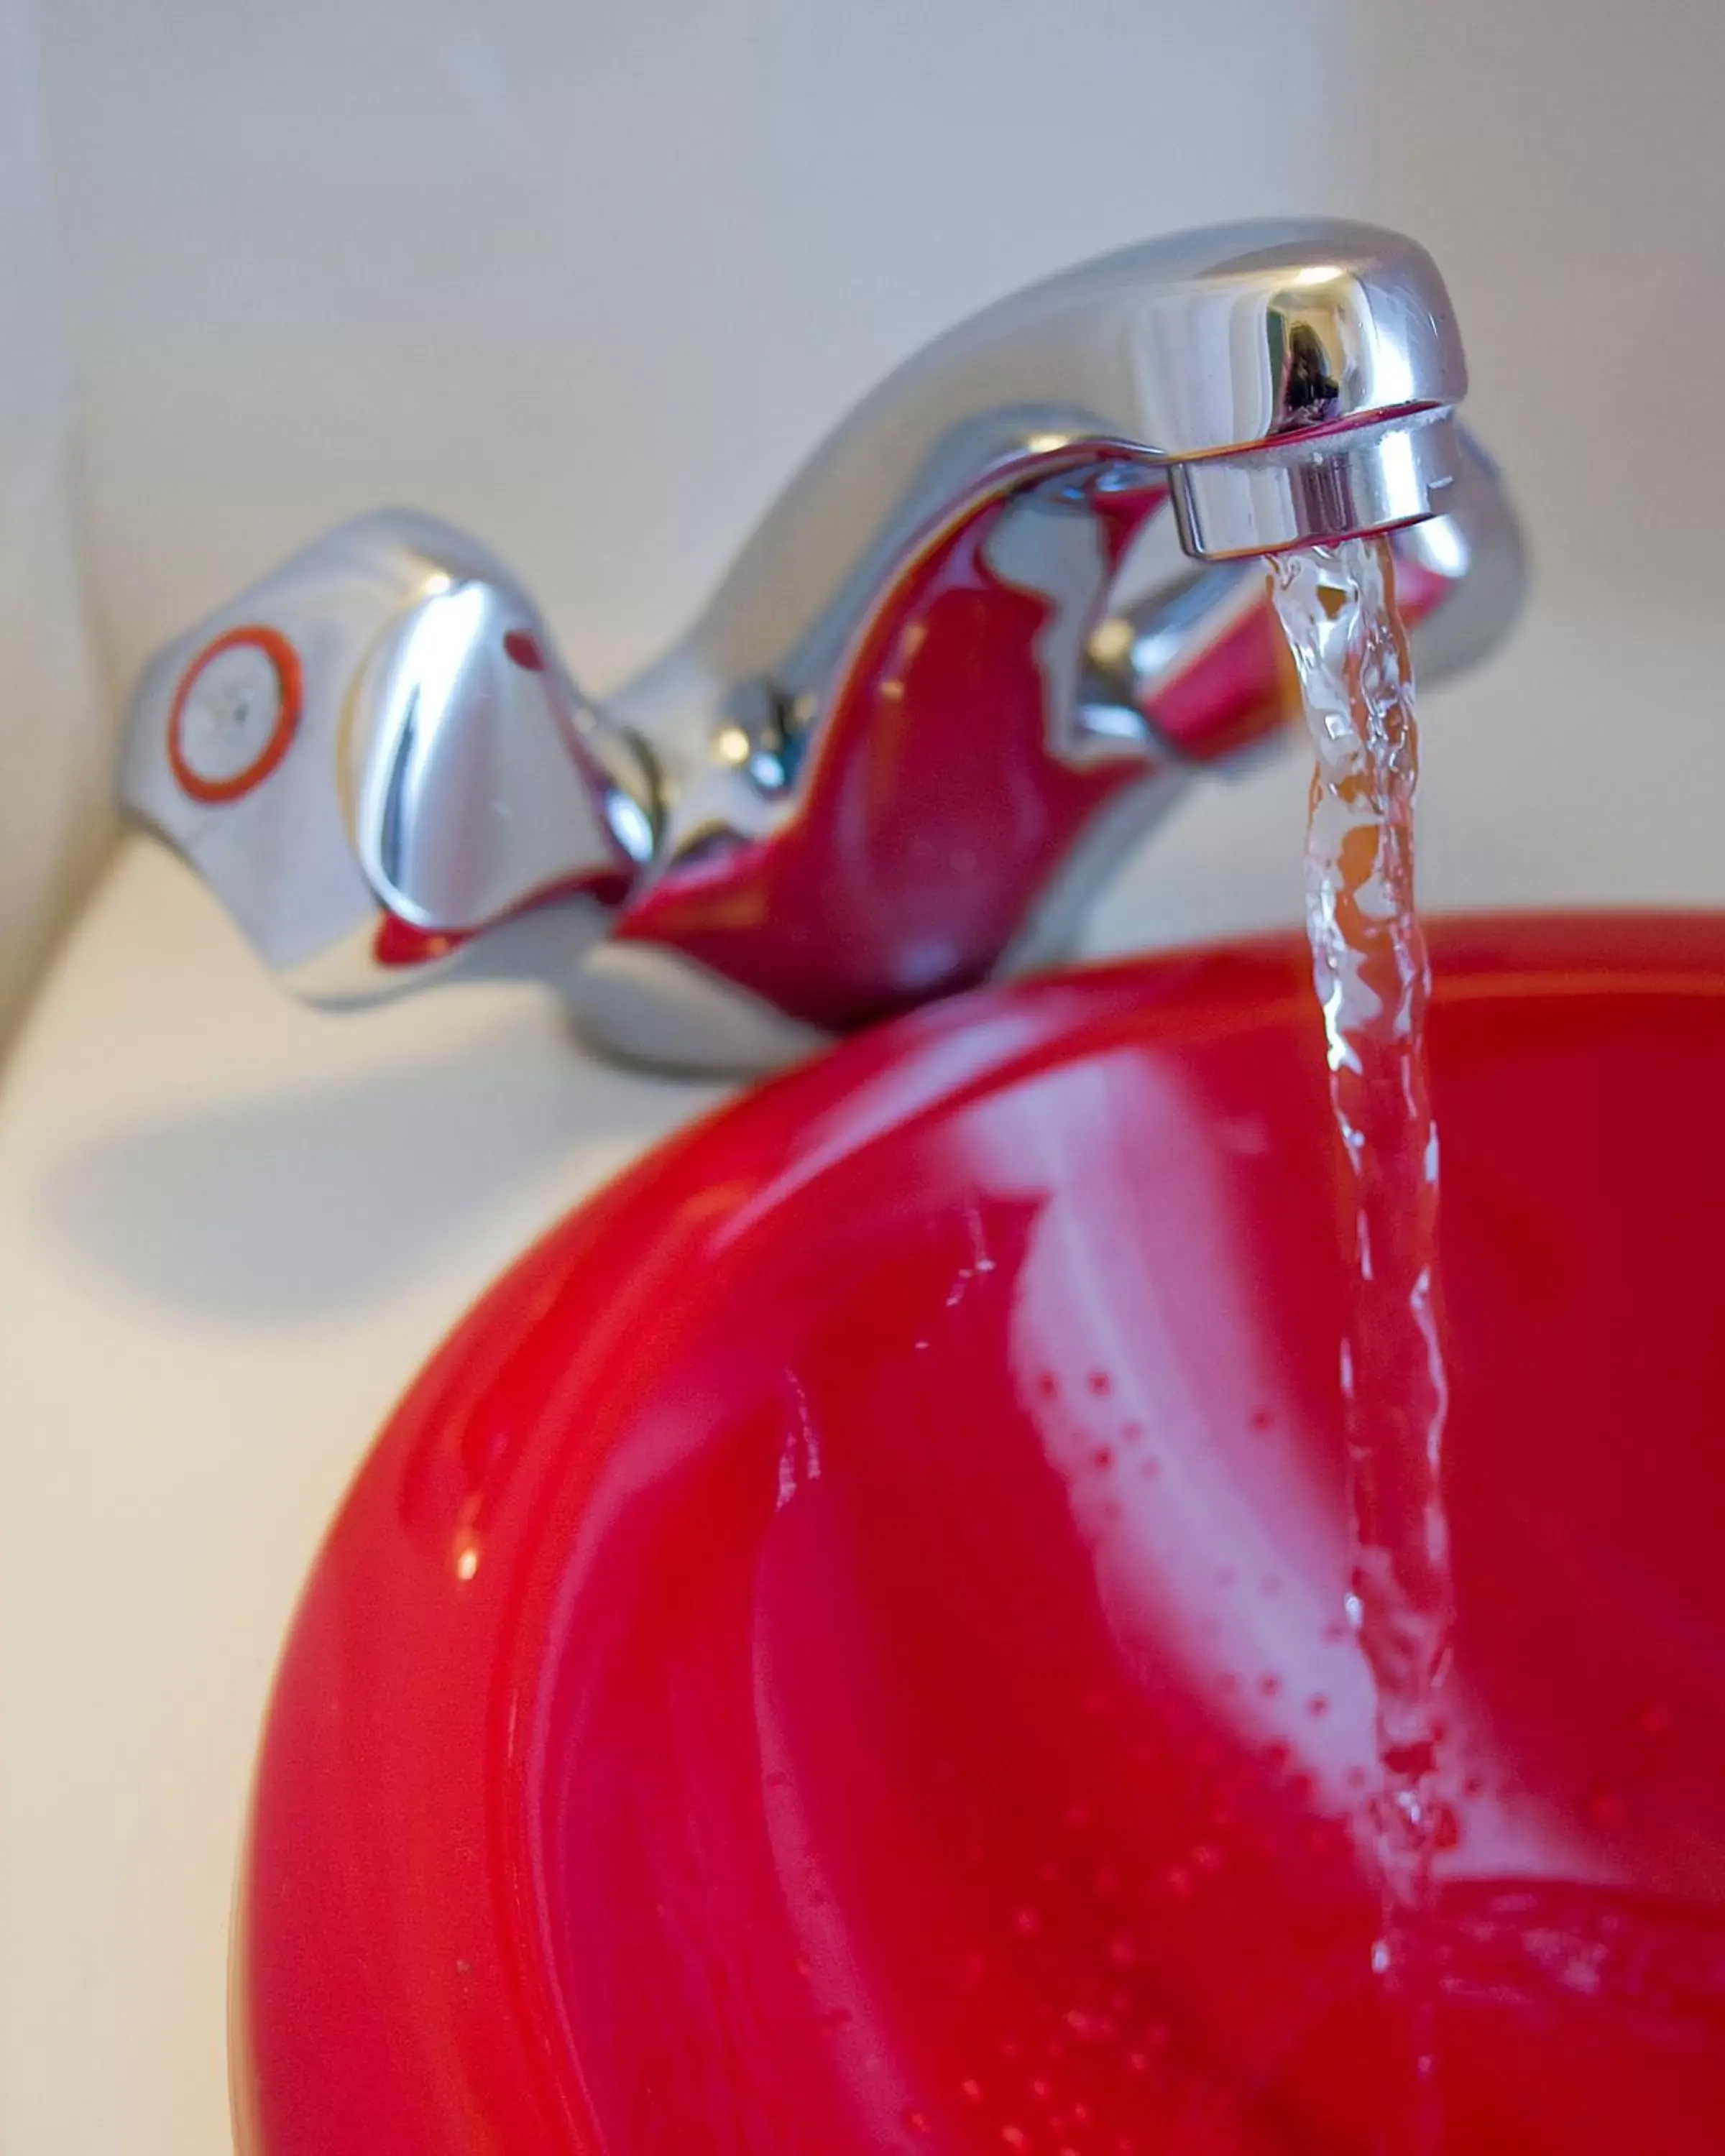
(568, 940, 835, 1076)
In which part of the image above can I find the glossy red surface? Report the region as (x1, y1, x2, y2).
(237, 916, 1725, 2155)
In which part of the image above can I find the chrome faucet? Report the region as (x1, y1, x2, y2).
(120, 219, 1522, 1072)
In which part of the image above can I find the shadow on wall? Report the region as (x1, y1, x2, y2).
(0, 0, 112, 1049)
(36, 1010, 712, 1321)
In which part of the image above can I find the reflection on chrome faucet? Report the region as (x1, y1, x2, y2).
(119, 221, 1522, 1073)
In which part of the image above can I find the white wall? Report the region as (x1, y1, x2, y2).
(11, 0, 1725, 1033)
(1363, 0, 1725, 625)
(0, 0, 106, 1042)
(34, 0, 1370, 699)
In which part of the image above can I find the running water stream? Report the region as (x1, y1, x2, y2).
(1269, 535, 1456, 2133)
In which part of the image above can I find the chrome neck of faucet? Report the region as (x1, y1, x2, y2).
(684, 220, 1466, 714)
(119, 220, 1519, 1072)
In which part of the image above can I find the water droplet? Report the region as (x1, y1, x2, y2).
(960, 2078, 984, 2104)
(1126, 2050, 1149, 2075)
(1036, 1372, 1059, 1400)
(903, 2109, 929, 2135)
(1088, 1370, 1112, 1399)
(1001, 2127, 1029, 2152)
(1029, 2076, 1054, 2104)
(1307, 1693, 1330, 1718)
(1090, 1445, 1114, 1470)
(1070, 2101, 1093, 2129)
(1258, 1673, 1282, 1699)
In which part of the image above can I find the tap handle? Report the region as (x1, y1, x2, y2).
(119, 511, 655, 1002)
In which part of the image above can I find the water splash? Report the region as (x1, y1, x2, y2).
(1269, 535, 1456, 2129)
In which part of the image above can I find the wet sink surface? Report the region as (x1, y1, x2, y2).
(239, 915, 1725, 2155)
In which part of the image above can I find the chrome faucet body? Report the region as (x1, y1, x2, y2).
(120, 220, 1522, 1071)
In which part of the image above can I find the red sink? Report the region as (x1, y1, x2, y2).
(234, 916, 1725, 2155)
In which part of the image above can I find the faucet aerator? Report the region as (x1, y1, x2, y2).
(1169, 408, 1461, 562)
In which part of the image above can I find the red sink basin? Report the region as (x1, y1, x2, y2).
(235, 915, 1725, 2155)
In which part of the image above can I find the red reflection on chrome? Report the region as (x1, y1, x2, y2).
(614, 486, 1164, 1033)
(611, 506, 1448, 1029)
